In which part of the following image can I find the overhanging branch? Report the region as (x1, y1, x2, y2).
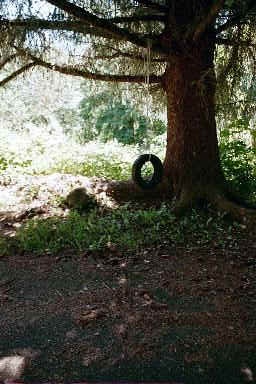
(45, 0, 162, 52)
(0, 54, 18, 70)
(36, 60, 162, 83)
(1, 18, 161, 45)
(136, 0, 168, 13)
(1, 18, 94, 33)
(0, 62, 36, 87)
(1, 18, 122, 40)
(91, 46, 167, 63)
(108, 14, 165, 23)
(16, 51, 162, 84)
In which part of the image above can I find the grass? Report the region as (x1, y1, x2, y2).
(9, 205, 240, 255)
(51, 155, 131, 180)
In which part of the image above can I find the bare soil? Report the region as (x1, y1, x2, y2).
(0, 174, 256, 383)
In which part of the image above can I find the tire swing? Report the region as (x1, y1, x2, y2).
(131, 40, 163, 190)
(132, 153, 163, 190)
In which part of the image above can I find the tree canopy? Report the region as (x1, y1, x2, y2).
(0, 0, 255, 94)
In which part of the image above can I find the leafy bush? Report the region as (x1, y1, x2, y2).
(220, 120, 256, 203)
(79, 91, 165, 145)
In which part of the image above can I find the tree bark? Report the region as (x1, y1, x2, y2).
(162, 31, 224, 206)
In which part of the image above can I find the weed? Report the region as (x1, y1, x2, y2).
(14, 205, 237, 255)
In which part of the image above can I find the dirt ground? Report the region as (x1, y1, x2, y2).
(0, 174, 256, 383)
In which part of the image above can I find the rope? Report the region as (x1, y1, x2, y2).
(145, 39, 151, 120)
(144, 39, 152, 156)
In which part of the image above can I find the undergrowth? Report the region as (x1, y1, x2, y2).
(10, 205, 240, 255)
(0, 120, 255, 257)
(219, 119, 256, 204)
(0, 126, 164, 181)
(1, 122, 255, 203)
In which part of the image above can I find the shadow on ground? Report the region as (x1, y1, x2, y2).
(0, 238, 256, 383)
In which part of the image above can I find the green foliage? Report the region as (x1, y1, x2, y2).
(14, 205, 236, 254)
(140, 162, 154, 179)
(54, 155, 131, 180)
(79, 90, 166, 145)
(220, 119, 256, 202)
(0, 150, 32, 171)
(0, 156, 8, 171)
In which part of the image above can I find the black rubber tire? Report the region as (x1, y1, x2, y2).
(132, 153, 163, 190)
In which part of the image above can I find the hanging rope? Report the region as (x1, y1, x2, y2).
(145, 39, 151, 121)
(144, 39, 152, 154)
(131, 40, 164, 190)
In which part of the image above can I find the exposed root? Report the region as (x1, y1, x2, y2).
(211, 193, 256, 224)
(172, 187, 256, 224)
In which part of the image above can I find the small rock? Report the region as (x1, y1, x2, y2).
(241, 366, 254, 382)
(76, 308, 106, 326)
(0, 356, 26, 382)
(66, 187, 97, 210)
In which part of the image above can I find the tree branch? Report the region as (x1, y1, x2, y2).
(1, 18, 120, 40)
(0, 62, 36, 87)
(16, 51, 162, 84)
(193, 0, 225, 41)
(0, 54, 18, 70)
(1, 18, 161, 46)
(136, 0, 168, 13)
(45, 0, 162, 52)
(1, 18, 92, 32)
(37, 60, 162, 83)
(91, 47, 167, 62)
(108, 14, 165, 23)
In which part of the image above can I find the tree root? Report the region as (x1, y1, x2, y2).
(172, 188, 256, 224)
(211, 193, 256, 224)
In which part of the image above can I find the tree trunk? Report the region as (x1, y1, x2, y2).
(162, 32, 224, 206)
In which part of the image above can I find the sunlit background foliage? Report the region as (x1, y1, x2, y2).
(0, 62, 255, 204)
